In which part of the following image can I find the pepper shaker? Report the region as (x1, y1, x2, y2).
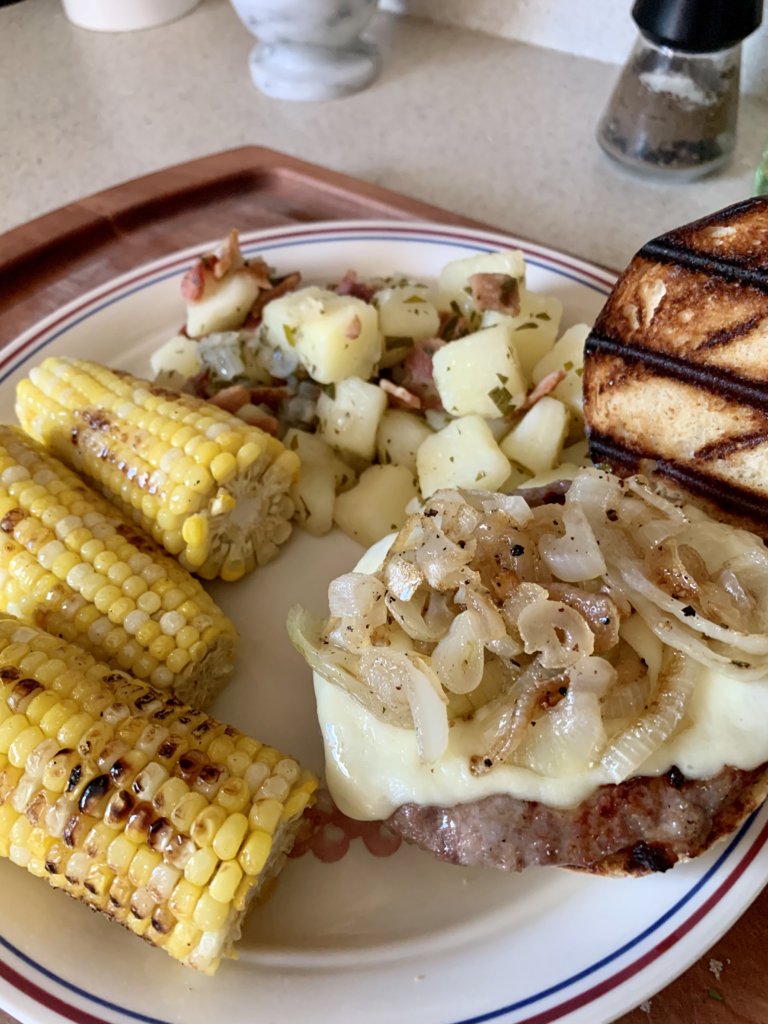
(596, 0, 763, 180)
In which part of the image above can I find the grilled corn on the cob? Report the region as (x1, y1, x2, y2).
(0, 615, 316, 973)
(16, 358, 300, 581)
(0, 426, 236, 706)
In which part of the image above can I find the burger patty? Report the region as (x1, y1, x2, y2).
(386, 763, 768, 875)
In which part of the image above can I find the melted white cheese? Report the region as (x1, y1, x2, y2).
(313, 537, 768, 820)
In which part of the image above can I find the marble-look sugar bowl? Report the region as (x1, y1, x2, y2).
(229, 0, 380, 101)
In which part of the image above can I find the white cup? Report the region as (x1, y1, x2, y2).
(62, 0, 201, 31)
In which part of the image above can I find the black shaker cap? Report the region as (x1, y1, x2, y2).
(632, 0, 763, 51)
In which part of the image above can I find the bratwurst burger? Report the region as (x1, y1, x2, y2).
(290, 469, 768, 875)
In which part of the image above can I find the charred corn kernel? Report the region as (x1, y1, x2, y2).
(248, 799, 283, 836)
(169, 791, 208, 833)
(0, 427, 237, 706)
(17, 359, 298, 580)
(0, 615, 315, 974)
(190, 805, 227, 847)
(238, 830, 272, 877)
(152, 777, 188, 815)
(85, 863, 114, 900)
(184, 847, 218, 887)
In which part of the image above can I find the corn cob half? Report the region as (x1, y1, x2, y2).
(0, 426, 236, 706)
(0, 615, 316, 974)
(16, 358, 300, 581)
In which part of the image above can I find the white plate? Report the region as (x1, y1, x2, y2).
(1, 221, 767, 1024)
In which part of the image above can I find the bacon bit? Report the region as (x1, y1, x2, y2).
(212, 229, 244, 279)
(334, 269, 376, 302)
(209, 384, 251, 413)
(237, 406, 279, 435)
(182, 231, 272, 305)
(438, 310, 471, 341)
(469, 272, 521, 315)
(190, 366, 213, 399)
(380, 378, 422, 410)
(181, 263, 206, 302)
(398, 339, 445, 410)
(249, 385, 290, 408)
(246, 271, 302, 325)
(519, 369, 566, 412)
(345, 315, 362, 340)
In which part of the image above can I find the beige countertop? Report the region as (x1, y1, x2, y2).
(3, 0, 768, 272)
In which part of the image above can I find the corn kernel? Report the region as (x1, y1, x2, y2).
(215, 777, 250, 814)
(165, 922, 201, 961)
(128, 847, 163, 887)
(190, 805, 227, 847)
(183, 847, 218, 887)
(212, 813, 248, 861)
(169, 792, 208, 833)
(209, 860, 243, 904)
(169, 878, 202, 919)
(238, 830, 272, 877)
(0, 714, 29, 754)
(8, 725, 45, 768)
(106, 833, 136, 874)
(193, 890, 229, 931)
(57, 711, 94, 749)
(282, 790, 311, 822)
(249, 799, 283, 835)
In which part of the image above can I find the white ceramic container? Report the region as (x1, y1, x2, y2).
(62, 0, 200, 32)
(228, 0, 380, 101)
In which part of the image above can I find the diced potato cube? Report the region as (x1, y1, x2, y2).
(376, 410, 433, 474)
(500, 397, 570, 476)
(291, 464, 337, 537)
(416, 415, 511, 498)
(438, 250, 526, 315)
(424, 408, 453, 432)
(498, 461, 533, 494)
(262, 286, 382, 384)
(531, 324, 590, 422)
(431, 323, 526, 418)
(375, 285, 440, 343)
(334, 465, 419, 547)
(317, 377, 388, 461)
(482, 292, 562, 379)
(560, 438, 591, 467)
(283, 428, 356, 491)
(186, 273, 261, 338)
(149, 336, 202, 380)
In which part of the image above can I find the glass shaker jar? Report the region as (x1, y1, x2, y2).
(597, 0, 763, 180)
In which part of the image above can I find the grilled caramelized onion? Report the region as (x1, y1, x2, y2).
(288, 469, 768, 782)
